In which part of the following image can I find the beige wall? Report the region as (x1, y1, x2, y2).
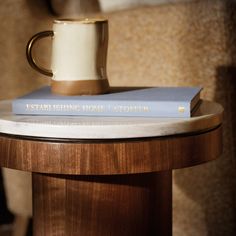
(0, 0, 235, 235)
(106, 1, 236, 235)
(0, 0, 52, 100)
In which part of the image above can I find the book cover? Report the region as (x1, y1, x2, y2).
(12, 86, 202, 118)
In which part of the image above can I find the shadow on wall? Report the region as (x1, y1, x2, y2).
(26, 0, 53, 16)
(216, 0, 236, 225)
(221, 0, 236, 169)
(174, 1, 236, 236)
(216, 0, 236, 232)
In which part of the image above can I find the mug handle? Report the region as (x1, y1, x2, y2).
(26, 31, 54, 77)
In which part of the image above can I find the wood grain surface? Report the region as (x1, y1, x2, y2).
(33, 171, 172, 236)
(0, 124, 222, 235)
(0, 126, 222, 175)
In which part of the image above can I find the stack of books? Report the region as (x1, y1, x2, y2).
(12, 86, 202, 118)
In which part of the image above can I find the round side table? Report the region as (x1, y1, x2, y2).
(0, 99, 223, 236)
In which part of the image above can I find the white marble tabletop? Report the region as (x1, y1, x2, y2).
(0, 100, 223, 139)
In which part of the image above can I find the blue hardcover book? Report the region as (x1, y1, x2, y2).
(12, 86, 202, 118)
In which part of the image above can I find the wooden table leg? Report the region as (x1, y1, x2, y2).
(32, 171, 172, 236)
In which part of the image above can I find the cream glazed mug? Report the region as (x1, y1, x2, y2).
(26, 18, 110, 95)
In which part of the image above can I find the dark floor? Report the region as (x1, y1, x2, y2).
(0, 169, 14, 236)
(0, 220, 32, 236)
(0, 169, 32, 236)
(0, 224, 12, 236)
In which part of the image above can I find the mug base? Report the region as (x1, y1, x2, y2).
(51, 79, 110, 96)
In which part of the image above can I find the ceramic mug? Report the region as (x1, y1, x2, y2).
(26, 18, 110, 95)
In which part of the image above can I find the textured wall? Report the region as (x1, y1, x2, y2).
(0, 0, 235, 235)
(105, 1, 236, 235)
(0, 0, 52, 100)
(0, 0, 53, 217)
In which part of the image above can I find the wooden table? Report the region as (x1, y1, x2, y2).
(0, 99, 223, 236)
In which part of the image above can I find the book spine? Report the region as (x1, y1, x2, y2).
(12, 100, 190, 118)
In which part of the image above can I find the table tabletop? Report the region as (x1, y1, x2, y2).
(0, 98, 224, 236)
(0, 100, 223, 139)
(0, 99, 223, 174)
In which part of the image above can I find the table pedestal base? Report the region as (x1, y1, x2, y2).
(33, 171, 172, 236)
